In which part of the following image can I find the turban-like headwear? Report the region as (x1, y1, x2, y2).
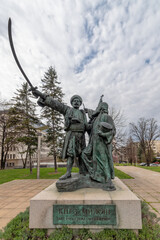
(70, 95, 82, 105)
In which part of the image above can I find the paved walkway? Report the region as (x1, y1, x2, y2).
(0, 179, 56, 230)
(115, 166, 160, 218)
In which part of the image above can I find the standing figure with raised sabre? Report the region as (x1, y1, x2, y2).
(8, 18, 88, 180)
(33, 91, 88, 180)
(8, 18, 116, 191)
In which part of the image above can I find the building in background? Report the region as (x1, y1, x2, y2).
(113, 140, 160, 164)
(4, 129, 53, 169)
(152, 140, 160, 157)
(0, 109, 53, 169)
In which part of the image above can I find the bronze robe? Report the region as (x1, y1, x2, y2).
(82, 111, 116, 183)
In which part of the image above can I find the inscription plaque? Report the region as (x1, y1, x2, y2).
(53, 205, 116, 225)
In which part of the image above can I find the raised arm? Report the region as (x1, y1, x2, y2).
(32, 88, 68, 115)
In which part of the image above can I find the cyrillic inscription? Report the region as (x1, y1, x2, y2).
(53, 205, 116, 225)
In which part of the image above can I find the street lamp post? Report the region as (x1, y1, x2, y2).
(37, 132, 42, 179)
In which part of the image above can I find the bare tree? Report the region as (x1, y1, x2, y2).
(130, 118, 160, 166)
(16, 143, 29, 168)
(125, 136, 138, 165)
(109, 107, 127, 153)
(0, 100, 16, 169)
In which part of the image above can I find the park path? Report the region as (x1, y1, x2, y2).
(115, 166, 160, 218)
(0, 179, 56, 230)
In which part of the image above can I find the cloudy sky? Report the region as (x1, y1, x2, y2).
(0, 0, 160, 125)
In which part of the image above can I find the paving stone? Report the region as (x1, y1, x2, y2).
(150, 203, 160, 211)
(115, 166, 160, 218)
(0, 218, 11, 229)
(0, 179, 56, 229)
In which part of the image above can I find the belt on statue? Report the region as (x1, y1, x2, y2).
(69, 123, 85, 132)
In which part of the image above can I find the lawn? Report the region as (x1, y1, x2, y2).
(0, 167, 132, 184)
(114, 168, 133, 179)
(138, 166, 160, 173)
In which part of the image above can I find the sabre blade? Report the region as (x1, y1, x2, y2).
(8, 18, 34, 89)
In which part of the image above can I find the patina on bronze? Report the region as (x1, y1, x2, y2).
(36, 93, 88, 181)
(33, 92, 116, 191)
(53, 205, 116, 225)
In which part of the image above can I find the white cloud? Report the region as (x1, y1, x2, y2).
(0, 0, 160, 126)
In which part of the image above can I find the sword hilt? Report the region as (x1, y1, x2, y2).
(30, 87, 47, 100)
(29, 86, 37, 92)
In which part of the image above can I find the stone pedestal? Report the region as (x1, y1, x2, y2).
(56, 173, 116, 191)
(29, 177, 142, 230)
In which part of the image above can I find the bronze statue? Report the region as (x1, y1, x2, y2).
(82, 101, 116, 188)
(8, 18, 116, 191)
(33, 91, 88, 180)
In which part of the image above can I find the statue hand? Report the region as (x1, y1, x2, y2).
(97, 130, 104, 137)
(37, 97, 46, 107)
(31, 88, 47, 100)
(31, 87, 40, 98)
(84, 108, 88, 113)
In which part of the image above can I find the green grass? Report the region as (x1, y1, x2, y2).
(114, 163, 132, 166)
(0, 167, 132, 184)
(137, 166, 160, 173)
(114, 168, 133, 179)
(0, 167, 77, 185)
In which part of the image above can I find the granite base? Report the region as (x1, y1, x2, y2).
(29, 177, 142, 230)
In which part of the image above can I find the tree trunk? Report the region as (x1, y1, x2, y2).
(146, 151, 150, 166)
(149, 146, 152, 164)
(23, 149, 29, 168)
(1, 151, 5, 169)
(21, 154, 25, 168)
(1, 160, 5, 169)
(54, 151, 57, 173)
(29, 152, 32, 174)
(21, 158, 25, 168)
(146, 160, 150, 166)
(1, 147, 5, 170)
(142, 147, 149, 166)
(1, 126, 6, 169)
(4, 150, 8, 169)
